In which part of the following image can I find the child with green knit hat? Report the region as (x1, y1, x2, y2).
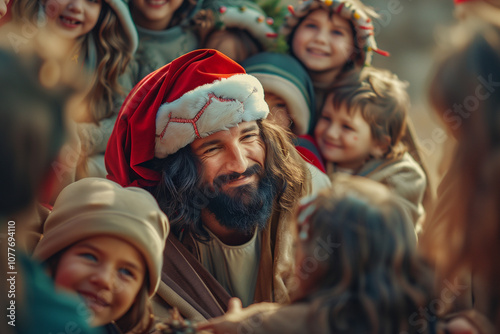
(242, 52, 315, 135)
(33, 177, 169, 333)
(242, 51, 326, 173)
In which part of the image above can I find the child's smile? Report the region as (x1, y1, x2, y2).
(292, 9, 354, 81)
(45, 0, 102, 40)
(54, 236, 146, 327)
(315, 93, 383, 170)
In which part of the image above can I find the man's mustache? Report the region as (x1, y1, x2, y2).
(213, 164, 262, 187)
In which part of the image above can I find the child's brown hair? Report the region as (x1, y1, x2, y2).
(293, 175, 434, 333)
(325, 67, 409, 159)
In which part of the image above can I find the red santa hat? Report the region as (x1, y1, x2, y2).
(105, 49, 269, 188)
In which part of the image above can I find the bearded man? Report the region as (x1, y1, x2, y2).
(105, 49, 330, 321)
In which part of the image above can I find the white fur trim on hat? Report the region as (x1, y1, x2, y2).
(155, 74, 269, 158)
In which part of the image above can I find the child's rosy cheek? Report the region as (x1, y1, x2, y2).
(44, 0, 60, 19)
(353, 136, 358, 141)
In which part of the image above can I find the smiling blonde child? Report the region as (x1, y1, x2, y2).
(11, 0, 138, 178)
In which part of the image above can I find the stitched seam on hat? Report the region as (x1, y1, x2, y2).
(159, 93, 237, 140)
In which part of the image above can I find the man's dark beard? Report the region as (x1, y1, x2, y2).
(201, 165, 277, 235)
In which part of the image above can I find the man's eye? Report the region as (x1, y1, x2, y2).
(242, 134, 258, 141)
(204, 147, 220, 155)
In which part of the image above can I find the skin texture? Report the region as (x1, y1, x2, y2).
(44, 0, 102, 40)
(54, 236, 146, 327)
(0, 0, 10, 19)
(130, 0, 183, 31)
(190, 121, 266, 199)
(190, 121, 267, 244)
(292, 9, 354, 85)
(264, 93, 293, 132)
(314, 94, 384, 170)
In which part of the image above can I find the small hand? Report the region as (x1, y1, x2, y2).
(446, 317, 479, 334)
(197, 298, 244, 334)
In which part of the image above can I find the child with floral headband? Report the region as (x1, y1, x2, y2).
(314, 67, 428, 227)
(281, 0, 389, 123)
(199, 176, 436, 334)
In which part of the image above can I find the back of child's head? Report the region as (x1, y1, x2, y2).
(33, 177, 169, 332)
(327, 67, 409, 159)
(242, 52, 315, 135)
(294, 175, 433, 333)
(0, 48, 71, 216)
(424, 23, 500, 309)
(281, 0, 386, 70)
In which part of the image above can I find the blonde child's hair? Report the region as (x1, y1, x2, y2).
(294, 175, 433, 333)
(12, 0, 133, 123)
(325, 67, 409, 159)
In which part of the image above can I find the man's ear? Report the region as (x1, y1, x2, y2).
(370, 135, 391, 159)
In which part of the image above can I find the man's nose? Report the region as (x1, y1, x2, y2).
(224, 144, 248, 175)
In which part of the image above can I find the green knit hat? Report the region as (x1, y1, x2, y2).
(242, 52, 315, 135)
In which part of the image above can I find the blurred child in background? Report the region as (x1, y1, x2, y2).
(33, 177, 169, 333)
(199, 176, 435, 334)
(242, 51, 326, 173)
(242, 52, 315, 136)
(197, 0, 277, 64)
(129, 0, 202, 81)
(0, 45, 97, 334)
(422, 20, 500, 333)
(314, 67, 427, 227)
(11, 0, 138, 179)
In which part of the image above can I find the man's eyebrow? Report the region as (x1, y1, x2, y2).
(195, 139, 221, 151)
(240, 125, 259, 135)
(194, 125, 260, 152)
